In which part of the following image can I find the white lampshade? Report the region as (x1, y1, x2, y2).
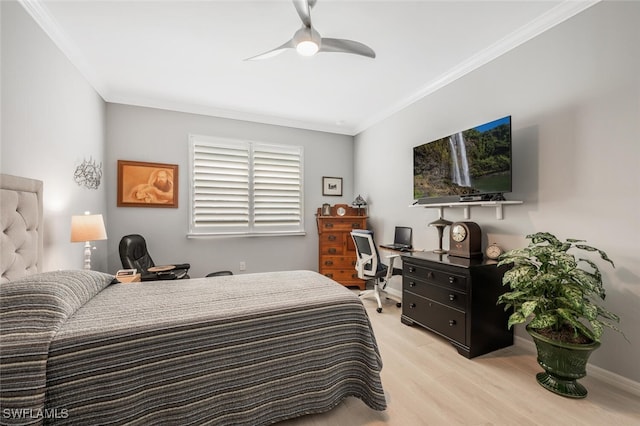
(70, 214, 107, 242)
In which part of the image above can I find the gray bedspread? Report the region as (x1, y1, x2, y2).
(1, 269, 385, 425)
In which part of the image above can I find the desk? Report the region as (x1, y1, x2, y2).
(377, 246, 413, 302)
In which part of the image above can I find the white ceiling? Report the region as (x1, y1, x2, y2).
(22, 0, 598, 135)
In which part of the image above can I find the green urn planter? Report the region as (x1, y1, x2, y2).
(527, 325, 600, 398)
(497, 233, 626, 399)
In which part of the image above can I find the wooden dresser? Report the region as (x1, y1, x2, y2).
(316, 204, 367, 289)
(401, 251, 513, 358)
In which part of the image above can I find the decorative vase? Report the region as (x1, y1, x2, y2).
(526, 324, 601, 398)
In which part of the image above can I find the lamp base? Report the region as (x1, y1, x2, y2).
(83, 241, 93, 270)
(429, 217, 452, 255)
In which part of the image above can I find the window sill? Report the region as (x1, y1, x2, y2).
(187, 231, 307, 239)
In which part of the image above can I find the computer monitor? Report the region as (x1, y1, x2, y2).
(394, 226, 412, 248)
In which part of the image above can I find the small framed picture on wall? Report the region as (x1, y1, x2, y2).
(322, 176, 342, 196)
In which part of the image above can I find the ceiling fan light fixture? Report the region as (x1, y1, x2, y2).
(247, 1, 376, 61)
(296, 40, 319, 56)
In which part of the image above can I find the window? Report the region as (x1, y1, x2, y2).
(189, 135, 304, 236)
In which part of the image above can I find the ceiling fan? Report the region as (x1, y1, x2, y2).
(245, 0, 375, 60)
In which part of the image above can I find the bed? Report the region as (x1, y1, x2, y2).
(0, 174, 386, 425)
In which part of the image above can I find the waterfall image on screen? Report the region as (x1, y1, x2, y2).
(413, 116, 511, 202)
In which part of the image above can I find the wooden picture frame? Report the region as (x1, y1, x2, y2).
(117, 160, 178, 208)
(322, 176, 343, 196)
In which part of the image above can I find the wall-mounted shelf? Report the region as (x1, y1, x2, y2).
(410, 200, 523, 220)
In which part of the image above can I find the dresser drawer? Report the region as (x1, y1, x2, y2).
(404, 262, 467, 292)
(403, 278, 466, 311)
(321, 269, 360, 283)
(320, 219, 366, 232)
(403, 292, 466, 344)
(319, 244, 344, 255)
(320, 255, 357, 269)
(319, 233, 343, 245)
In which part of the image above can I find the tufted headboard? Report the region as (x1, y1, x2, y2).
(1, 174, 44, 283)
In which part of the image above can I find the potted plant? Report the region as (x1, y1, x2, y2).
(497, 232, 625, 398)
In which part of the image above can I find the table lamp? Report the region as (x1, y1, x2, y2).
(71, 212, 107, 270)
(429, 217, 452, 254)
(352, 194, 367, 216)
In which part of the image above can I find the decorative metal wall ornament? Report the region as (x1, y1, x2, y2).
(74, 157, 103, 189)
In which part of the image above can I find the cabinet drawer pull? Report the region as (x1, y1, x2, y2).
(408, 266, 416, 273)
(325, 223, 334, 228)
(449, 320, 456, 326)
(324, 260, 334, 266)
(449, 276, 456, 284)
(328, 248, 337, 254)
(328, 235, 337, 241)
(449, 294, 456, 301)
(409, 281, 416, 288)
(351, 223, 359, 228)
(324, 273, 333, 278)
(409, 303, 417, 309)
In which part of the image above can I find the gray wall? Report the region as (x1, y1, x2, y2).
(105, 104, 354, 277)
(0, 1, 108, 272)
(354, 2, 640, 382)
(3, 0, 638, 384)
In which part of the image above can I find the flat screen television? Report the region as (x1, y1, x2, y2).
(413, 115, 512, 204)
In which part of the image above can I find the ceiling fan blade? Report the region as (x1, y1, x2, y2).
(320, 38, 376, 59)
(244, 39, 295, 61)
(292, 0, 313, 28)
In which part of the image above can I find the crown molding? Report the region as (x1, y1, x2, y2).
(19, 0, 599, 137)
(18, 0, 353, 135)
(18, 0, 108, 97)
(106, 95, 355, 136)
(353, 0, 601, 135)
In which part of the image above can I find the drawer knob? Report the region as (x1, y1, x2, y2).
(409, 266, 416, 273)
(409, 281, 416, 288)
(325, 223, 334, 228)
(409, 303, 417, 309)
(328, 248, 337, 254)
(449, 294, 456, 301)
(449, 276, 456, 284)
(328, 235, 337, 241)
(325, 273, 333, 278)
(324, 260, 334, 266)
(449, 320, 456, 327)
(351, 223, 359, 228)
(427, 271, 434, 279)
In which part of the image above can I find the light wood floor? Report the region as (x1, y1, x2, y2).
(279, 294, 640, 426)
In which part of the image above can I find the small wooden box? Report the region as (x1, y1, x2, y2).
(116, 269, 141, 283)
(117, 274, 141, 283)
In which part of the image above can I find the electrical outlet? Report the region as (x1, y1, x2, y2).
(239, 261, 246, 271)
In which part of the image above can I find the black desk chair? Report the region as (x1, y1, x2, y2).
(351, 229, 402, 313)
(119, 234, 191, 281)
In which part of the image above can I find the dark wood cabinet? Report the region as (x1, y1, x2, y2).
(401, 252, 512, 358)
(316, 205, 367, 289)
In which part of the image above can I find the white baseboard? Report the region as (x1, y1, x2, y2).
(514, 335, 640, 397)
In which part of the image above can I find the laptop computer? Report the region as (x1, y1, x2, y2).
(381, 226, 413, 251)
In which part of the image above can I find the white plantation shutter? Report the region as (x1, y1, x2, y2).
(253, 144, 303, 230)
(189, 135, 304, 236)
